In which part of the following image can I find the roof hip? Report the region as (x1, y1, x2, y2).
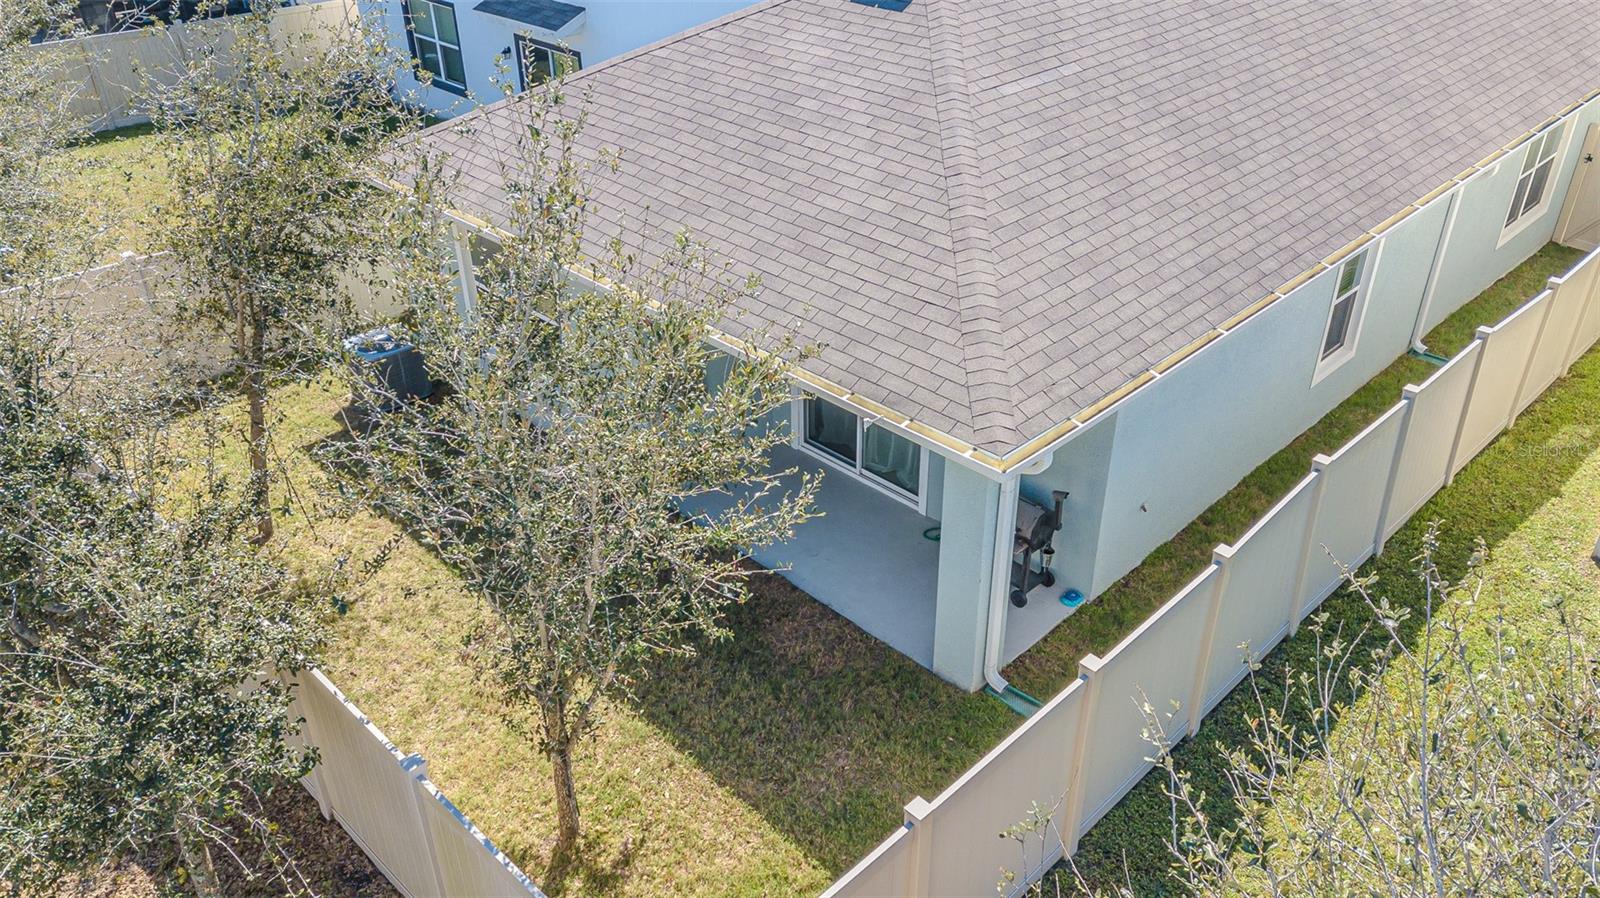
(922, 0, 1017, 447)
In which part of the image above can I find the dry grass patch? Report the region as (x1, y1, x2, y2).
(177, 379, 1005, 897)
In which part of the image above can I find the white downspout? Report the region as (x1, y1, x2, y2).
(983, 474, 1021, 693)
(1409, 186, 1460, 352)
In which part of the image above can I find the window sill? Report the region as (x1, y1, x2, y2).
(413, 69, 468, 97)
(1496, 201, 1553, 250)
(1310, 345, 1356, 387)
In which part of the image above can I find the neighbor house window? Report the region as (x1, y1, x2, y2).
(403, 0, 466, 95)
(1504, 121, 1568, 232)
(799, 395, 923, 504)
(515, 35, 580, 91)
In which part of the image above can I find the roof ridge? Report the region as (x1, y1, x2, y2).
(921, 0, 1017, 447)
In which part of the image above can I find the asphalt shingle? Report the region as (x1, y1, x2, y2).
(418, 0, 1600, 456)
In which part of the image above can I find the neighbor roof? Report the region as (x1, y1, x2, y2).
(471, 0, 584, 31)
(416, 0, 1600, 458)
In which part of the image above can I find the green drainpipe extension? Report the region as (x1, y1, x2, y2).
(984, 683, 1044, 717)
(1408, 346, 1451, 366)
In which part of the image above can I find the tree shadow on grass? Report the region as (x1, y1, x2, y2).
(1063, 349, 1600, 896)
(626, 566, 1017, 874)
(536, 833, 640, 898)
(301, 402, 1017, 881)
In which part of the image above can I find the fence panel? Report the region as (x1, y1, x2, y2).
(25, 41, 110, 126)
(1568, 249, 1600, 367)
(1519, 276, 1589, 414)
(417, 782, 543, 897)
(1, 253, 233, 387)
(821, 824, 916, 898)
(1200, 479, 1315, 711)
(1295, 404, 1405, 619)
(1385, 342, 1480, 528)
(23, 0, 353, 131)
(106, 28, 188, 124)
(918, 681, 1087, 897)
(294, 671, 441, 897)
(1455, 292, 1549, 466)
(290, 669, 544, 897)
(1076, 578, 1212, 832)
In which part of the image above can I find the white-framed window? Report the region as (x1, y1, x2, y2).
(515, 35, 581, 91)
(793, 393, 926, 509)
(1313, 245, 1375, 382)
(1502, 120, 1569, 237)
(402, 0, 466, 95)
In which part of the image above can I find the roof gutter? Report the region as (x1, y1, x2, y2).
(982, 86, 1600, 476)
(378, 84, 1600, 481)
(409, 197, 1024, 478)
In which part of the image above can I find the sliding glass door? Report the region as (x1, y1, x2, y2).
(800, 394, 924, 507)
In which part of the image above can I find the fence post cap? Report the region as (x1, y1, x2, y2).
(1078, 653, 1107, 677)
(1401, 384, 1424, 399)
(400, 752, 428, 778)
(904, 796, 934, 823)
(1475, 324, 1496, 337)
(1310, 453, 1335, 471)
(1211, 543, 1236, 563)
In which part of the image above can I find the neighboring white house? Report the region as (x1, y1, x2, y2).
(408, 0, 1600, 693)
(359, 0, 756, 116)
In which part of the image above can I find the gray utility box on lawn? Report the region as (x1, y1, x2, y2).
(344, 328, 432, 409)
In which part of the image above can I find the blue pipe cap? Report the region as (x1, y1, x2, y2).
(1060, 589, 1085, 608)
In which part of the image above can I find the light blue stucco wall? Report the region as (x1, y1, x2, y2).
(1017, 412, 1117, 602)
(1065, 94, 1600, 601)
(363, 0, 753, 117)
(932, 461, 999, 691)
(1424, 99, 1600, 334)
(1076, 190, 1444, 596)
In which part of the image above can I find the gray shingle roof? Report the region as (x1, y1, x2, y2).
(418, 0, 1600, 456)
(472, 0, 584, 31)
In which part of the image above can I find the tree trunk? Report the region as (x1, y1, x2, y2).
(544, 704, 581, 864)
(242, 317, 272, 545)
(176, 825, 222, 898)
(550, 742, 581, 861)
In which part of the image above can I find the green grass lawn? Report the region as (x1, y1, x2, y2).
(199, 244, 1581, 898)
(196, 384, 1015, 897)
(55, 124, 171, 262)
(1060, 252, 1600, 893)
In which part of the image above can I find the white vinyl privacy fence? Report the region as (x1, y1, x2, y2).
(286, 669, 545, 898)
(0, 253, 234, 385)
(22, 0, 356, 132)
(1, 251, 401, 387)
(823, 244, 1600, 898)
(10, 256, 523, 894)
